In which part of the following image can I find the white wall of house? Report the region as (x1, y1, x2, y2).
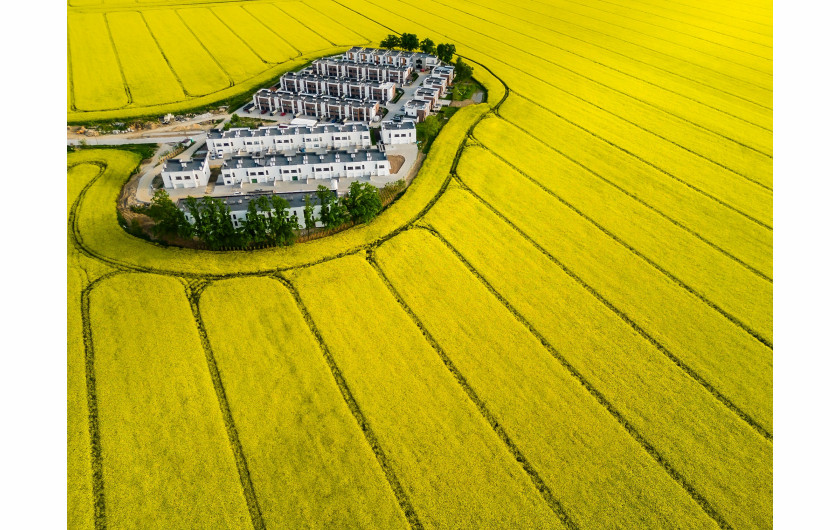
(161, 156, 211, 189)
(207, 126, 371, 157)
(220, 155, 389, 185)
(382, 127, 416, 145)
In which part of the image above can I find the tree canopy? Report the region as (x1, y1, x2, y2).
(436, 43, 456, 63)
(400, 33, 420, 52)
(342, 181, 382, 224)
(380, 34, 401, 50)
(453, 57, 473, 82)
(420, 38, 435, 55)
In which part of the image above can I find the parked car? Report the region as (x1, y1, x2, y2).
(261, 108, 268, 114)
(281, 112, 286, 116)
(233, 191, 243, 195)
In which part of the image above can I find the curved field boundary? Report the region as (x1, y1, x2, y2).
(66, 57, 504, 276)
(366, 252, 578, 529)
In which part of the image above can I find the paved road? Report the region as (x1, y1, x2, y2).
(67, 133, 206, 146)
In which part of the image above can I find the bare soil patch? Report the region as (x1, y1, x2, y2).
(388, 155, 405, 174)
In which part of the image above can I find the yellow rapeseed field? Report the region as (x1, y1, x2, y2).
(68, 0, 773, 526)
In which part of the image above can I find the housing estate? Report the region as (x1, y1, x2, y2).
(380, 121, 417, 145)
(220, 147, 389, 186)
(252, 89, 380, 122)
(178, 191, 331, 229)
(206, 124, 371, 157)
(160, 152, 211, 189)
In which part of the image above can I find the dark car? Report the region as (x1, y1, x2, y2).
(261, 108, 268, 114)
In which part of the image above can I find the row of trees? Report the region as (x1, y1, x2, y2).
(143, 181, 383, 250)
(379, 33, 457, 63)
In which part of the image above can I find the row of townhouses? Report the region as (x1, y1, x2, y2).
(206, 124, 372, 157)
(345, 47, 440, 70)
(279, 70, 396, 103)
(253, 89, 380, 121)
(220, 148, 390, 186)
(311, 59, 411, 86)
(178, 191, 331, 229)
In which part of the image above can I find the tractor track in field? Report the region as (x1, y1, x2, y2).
(174, 9, 236, 88)
(273, 4, 340, 48)
(492, 0, 773, 81)
(138, 11, 195, 98)
(366, 252, 578, 530)
(369, 0, 773, 158)
(438, 179, 773, 441)
(240, 5, 305, 57)
(448, 0, 772, 109)
(547, 0, 772, 59)
(69, 44, 770, 529)
(208, 7, 276, 66)
(102, 13, 134, 108)
(271, 274, 424, 530)
(185, 280, 267, 530)
(414, 224, 734, 529)
(417, 0, 773, 127)
(79, 270, 128, 530)
(511, 92, 774, 220)
(349, 0, 774, 189)
(487, 117, 773, 282)
(469, 142, 774, 348)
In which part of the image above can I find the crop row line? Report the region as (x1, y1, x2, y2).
(490, 117, 772, 282)
(79, 270, 128, 530)
(304, 0, 374, 44)
(137, 12, 194, 98)
(425, 0, 773, 119)
(451, 0, 772, 109)
(641, 0, 772, 26)
(492, 0, 773, 79)
(609, 0, 772, 32)
(273, 3, 340, 48)
(353, 0, 774, 182)
(174, 9, 237, 88)
(386, 0, 773, 155)
(510, 91, 774, 219)
(588, 0, 772, 47)
(414, 223, 733, 529)
(471, 141, 773, 348)
(443, 178, 773, 441)
(184, 280, 266, 530)
(366, 251, 578, 529)
(556, 0, 772, 57)
(271, 274, 424, 529)
(244, 5, 305, 57)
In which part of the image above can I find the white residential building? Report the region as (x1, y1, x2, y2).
(422, 76, 449, 98)
(220, 148, 389, 186)
(179, 191, 329, 229)
(345, 47, 440, 69)
(161, 152, 211, 189)
(432, 65, 456, 85)
(279, 71, 396, 102)
(381, 121, 417, 145)
(207, 124, 371, 157)
(253, 89, 380, 122)
(312, 58, 412, 86)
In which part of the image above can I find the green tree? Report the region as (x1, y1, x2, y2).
(436, 43, 456, 63)
(266, 195, 298, 246)
(241, 196, 270, 245)
(380, 34, 401, 50)
(303, 194, 316, 229)
(147, 189, 191, 238)
(316, 185, 347, 229)
(400, 33, 419, 52)
(185, 196, 242, 249)
(342, 181, 382, 224)
(419, 38, 435, 55)
(453, 57, 473, 82)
